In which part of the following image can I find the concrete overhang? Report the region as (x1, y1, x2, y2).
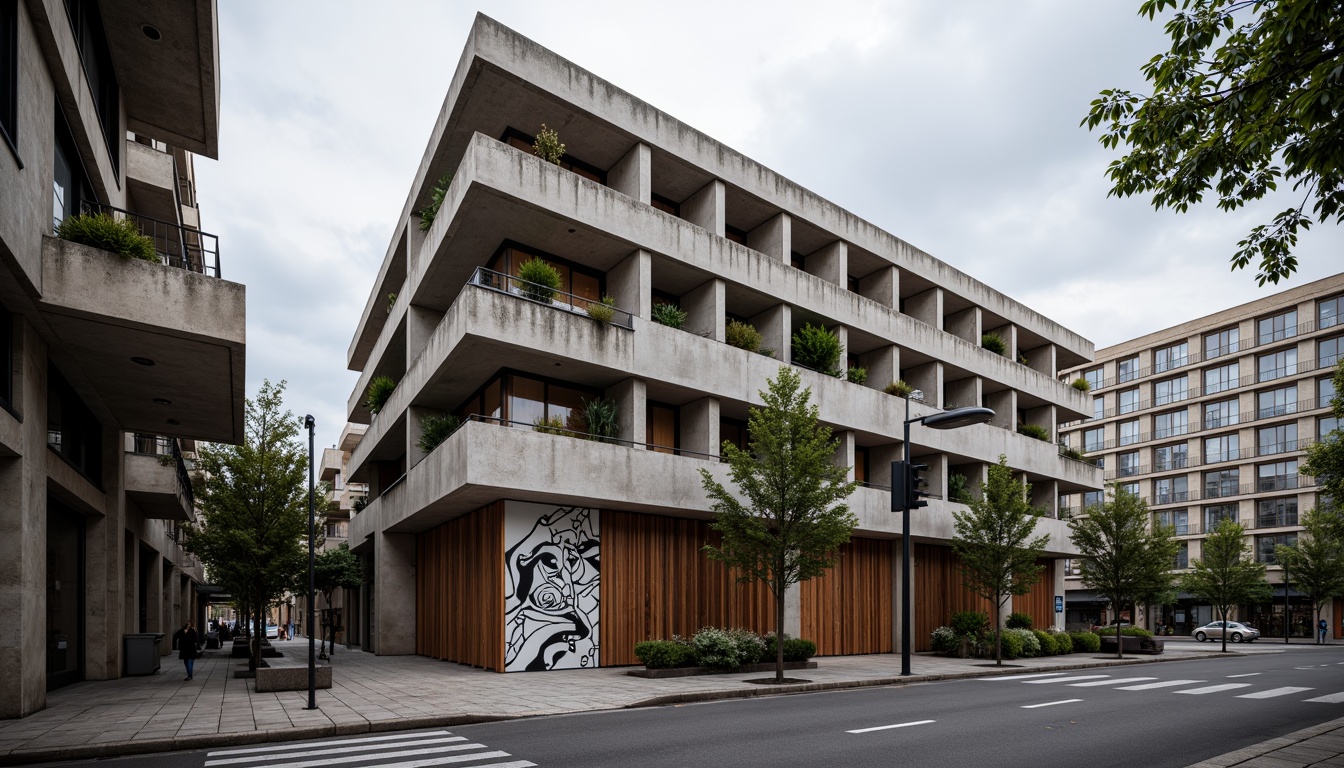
(126, 142, 181, 225)
(101, 0, 220, 158)
(125, 452, 193, 521)
(37, 237, 245, 444)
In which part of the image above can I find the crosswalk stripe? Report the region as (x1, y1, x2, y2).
(1115, 680, 1205, 691)
(1023, 675, 1110, 684)
(210, 747, 508, 768)
(334, 758, 532, 768)
(1304, 692, 1344, 703)
(207, 732, 454, 756)
(1068, 677, 1157, 687)
(1237, 687, 1315, 699)
(1021, 699, 1081, 708)
(974, 673, 1068, 681)
(1227, 673, 1260, 678)
(1175, 684, 1253, 695)
(205, 738, 472, 766)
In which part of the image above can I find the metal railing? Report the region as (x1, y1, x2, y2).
(130, 433, 195, 514)
(470, 267, 634, 329)
(77, 201, 221, 277)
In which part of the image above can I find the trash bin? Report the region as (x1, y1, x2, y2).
(123, 633, 165, 676)
(205, 631, 220, 650)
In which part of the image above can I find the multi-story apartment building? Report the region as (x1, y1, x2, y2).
(1059, 273, 1344, 638)
(0, 0, 244, 717)
(294, 423, 367, 645)
(343, 15, 1099, 671)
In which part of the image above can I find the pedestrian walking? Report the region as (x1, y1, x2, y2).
(174, 621, 200, 680)
(1319, 618, 1329, 644)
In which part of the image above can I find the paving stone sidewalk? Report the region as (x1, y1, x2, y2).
(0, 638, 1303, 766)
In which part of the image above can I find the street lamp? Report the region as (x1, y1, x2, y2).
(896, 393, 994, 676)
(304, 414, 317, 710)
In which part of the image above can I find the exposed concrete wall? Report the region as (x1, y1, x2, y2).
(806, 241, 846, 287)
(945, 307, 980, 345)
(607, 378, 646, 446)
(904, 288, 942, 330)
(752, 304, 791, 364)
(407, 306, 445, 368)
(608, 249, 650, 321)
(859, 266, 898, 311)
(682, 278, 724, 342)
(681, 397, 719, 457)
(373, 531, 417, 655)
(608, 142, 650, 204)
(862, 345, 899, 393)
(681, 180, 724, 236)
(746, 213, 790, 264)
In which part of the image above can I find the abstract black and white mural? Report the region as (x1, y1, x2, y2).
(503, 502, 600, 671)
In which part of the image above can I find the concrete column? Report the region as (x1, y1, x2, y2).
(751, 304, 792, 364)
(785, 582, 802, 638)
(834, 430, 856, 481)
(859, 266, 899, 309)
(834, 325, 849, 370)
(985, 389, 1017, 431)
(904, 288, 942, 329)
(608, 249, 651, 321)
(143, 550, 164, 635)
(926, 453, 948, 503)
(682, 180, 725, 236)
(406, 305, 444, 366)
(1033, 478, 1060, 519)
(871, 444, 903, 490)
(987, 323, 1018, 361)
(608, 142, 651, 204)
(1052, 561, 1066, 631)
(747, 213, 791, 264)
(407, 218, 427, 278)
(1026, 343, 1057, 377)
(945, 307, 981, 345)
(682, 278, 725, 342)
(122, 531, 136, 634)
(905, 362, 943, 409)
(161, 560, 175, 656)
(862, 345, 900, 392)
(1023, 404, 1057, 443)
(945, 376, 981, 411)
(373, 531, 417, 655)
(680, 397, 720, 457)
(806, 241, 846, 287)
(892, 539, 912, 654)
(606, 378, 647, 445)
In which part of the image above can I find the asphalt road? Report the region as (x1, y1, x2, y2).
(33, 646, 1344, 768)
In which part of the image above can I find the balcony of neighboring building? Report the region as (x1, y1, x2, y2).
(124, 433, 195, 522)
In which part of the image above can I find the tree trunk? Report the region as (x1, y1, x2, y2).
(994, 596, 1003, 666)
(1219, 605, 1228, 653)
(775, 583, 786, 683)
(250, 592, 262, 672)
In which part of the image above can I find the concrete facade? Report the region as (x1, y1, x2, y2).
(0, 0, 243, 717)
(1058, 273, 1344, 637)
(344, 15, 1099, 663)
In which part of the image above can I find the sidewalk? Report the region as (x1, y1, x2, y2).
(0, 638, 1310, 766)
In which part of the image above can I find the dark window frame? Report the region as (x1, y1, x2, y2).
(63, 0, 119, 178)
(0, 0, 19, 166)
(46, 361, 103, 487)
(0, 300, 13, 415)
(499, 127, 606, 185)
(453, 367, 603, 429)
(487, 240, 606, 300)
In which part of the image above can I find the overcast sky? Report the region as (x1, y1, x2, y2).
(194, 1, 1344, 451)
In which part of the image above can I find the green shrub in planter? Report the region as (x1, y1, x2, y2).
(634, 640, 696, 669)
(884, 380, 914, 398)
(1007, 628, 1040, 657)
(532, 415, 567, 435)
(692, 627, 741, 670)
(1006, 612, 1034, 630)
(581, 397, 619, 443)
(846, 366, 868, 385)
(533, 124, 565, 164)
(1032, 629, 1056, 654)
(1071, 631, 1101, 653)
(725, 319, 762, 352)
(989, 629, 1025, 660)
(1071, 377, 1091, 392)
(981, 333, 1007, 356)
(930, 626, 959, 655)
(1106, 626, 1155, 638)
(516, 258, 563, 303)
(365, 376, 396, 415)
(1017, 423, 1052, 441)
(950, 610, 988, 637)
(947, 473, 972, 503)
(791, 323, 842, 376)
(727, 628, 767, 665)
(762, 633, 817, 662)
(586, 296, 617, 323)
(416, 413, 460, 454)
(417, 173, 453, 231)
(56, 212, 157, 263)
(651, 302, 688, 329)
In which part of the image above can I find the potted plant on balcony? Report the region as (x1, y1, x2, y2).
(581, 398, 619, 443)
(417, 413, 461, 454)
(365, 376, 396, 415)
(1017, 423, 1051, 442)
(884, 380, 914, 398)
(516, 258, 562, 303)
(791, 324, 842, 377)
(417, 173, 453, 232)
(533, 124, 565, 164)
(56, 212, 158, 263)
(586, 296, 617, 324)
(651, 302, 688, 329)
(725, 319, 762, 352)
(846, 366, 868, 385)
(981, 333, 1007, 356)
(1071, 377, 1091, 392)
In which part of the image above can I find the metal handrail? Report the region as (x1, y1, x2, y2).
(469, 267, 634, 329)
(78, 201, 221, 277)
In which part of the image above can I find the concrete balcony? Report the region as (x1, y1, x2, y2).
(124, 435, 194, 522)
(126, 142, 181, 227)
(36, 237, 245, 443)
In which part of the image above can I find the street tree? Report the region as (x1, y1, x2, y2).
(1069, 485, 1180, 658)
(314, 542, 363, 658)
(1276, 509, 1344, 643)
(184, 380, 316, 671)
(700, 367, 858, 683)
(1182, 518, 1272, 652)
(952, 455, 1050, 666)
(1303, 361, 1344, 505)
(1083, 0, 1344, 285)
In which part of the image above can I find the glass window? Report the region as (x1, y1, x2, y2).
(1119, 388, 1140, 414)
(508, 375, 546, 429)
(1084, 427, 1104, 453)
(1120, 481, 1140, 498)
(1154, 375, 1187, 406)
(1204, 503, 1239, 530)
(1154, 477, 1188, 505)
(1092, 396, 1104, 421)
(1259, 310, 1298, 345)
(1154, 409, 1188, 439)
(1258, 386, 1298, 419)
(1323, 415, 1340, 439)
(1205, 327, 1239, 360)
(1322, 376, 1338, 409)
(1119, 419, 1141, 446)
(47, 363, 103, 484)
(1257, 460, 1298, 493)
(1118, 451, 1141, 478)
(1322, 294, 1344, 331)
(0, 0, 14, 157)
(1118, 356, 1140, 384)
(855, 446, 868, 484)
(1174, 541, 1189, 568)
(1084, 367, 1104, 391)
(547, 384, 588, 431)
(1258, 533, 1298, 563)
(1083, 490, 1104, 510)
(1154, 444, 1188, 471)
(1204, 363, 1239, 395)
(65, 0, 120, 177)
(1320, 336, 1343, 369)
(1154, 342, 1188, 373)
(488, 244, 605, 308)
(1257, 498, 1299, 529)
(720, 417, 748, 452)
(1257, 423, 1297, 456)
(1204, 469, 1240, 499)
(1203, 399, 1239, 429)
(1204, 434, 1239, 463)
(1257, 348, 1297, 382)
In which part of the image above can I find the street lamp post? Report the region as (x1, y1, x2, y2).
(304, 414, 317, 710)
(896, 394, 994, 676)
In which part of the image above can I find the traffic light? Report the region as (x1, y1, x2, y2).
(890, 460, 907, 512)
(906, 462, 929, 509)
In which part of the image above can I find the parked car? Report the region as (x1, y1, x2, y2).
(1193, 620, 1260, 643)
(265, 624, 279, 639)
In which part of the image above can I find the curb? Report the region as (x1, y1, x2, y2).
(0, 650, 1246, 766)
(1184, 715, 1344, 767)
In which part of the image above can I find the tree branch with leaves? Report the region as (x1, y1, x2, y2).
(1182, 518, 1272, 652)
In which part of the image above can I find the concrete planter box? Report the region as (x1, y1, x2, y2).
(1099, 635, 1164, 655)
(627, 661, 817, 679)
(253, 659, 332, 692)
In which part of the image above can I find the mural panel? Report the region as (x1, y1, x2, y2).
(503, 502, 600, 671)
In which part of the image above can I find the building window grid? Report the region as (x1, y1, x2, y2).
(1118, 357, 1140, 384)
(1154, 409, 1188, 439)
(1205, 363, 1239, 395)
(1320, 336, 1343, 369)
(1257, 460, 1298, 493)
(1322, 295, 1344, 331)
(1154, 444, 1189, 472)
(1204, 468, 1240, 499)
(1119, 388, 1140, 415)
(1204, 398, 1239, 430)
(1154, 375, 1188, 406)
(1258, 385, 1298, 419)
(1119, 419, 1141, 447)
(1257, 348, 1298, 383)
(1205, 328, 1240, 360)
(1154, 342, 1189, 374)
(1154, 477, 1189, 506)
(1257, 423, 1298, 456)
(0, 0, 16, 160)
(1258, 533, 1298, 564)
(1204, 434, 1239, 464)
(1259, 310, 1298, 345)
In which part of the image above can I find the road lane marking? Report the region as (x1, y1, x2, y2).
(1023, 675, 1111, 684)
(847, 719, 936, 734)
(974, 672, 1069, 681)
(242, 751, 516, 768)
(207, 732, 456, 756)
(1237, 687, 1315, 699)
(1175, 684, 1254, 695)
(1304, 692, 1344, 703)
(1227, 673, 1261, 678)
(1115, 680, 1206, 690)
(1068, 677, 1157, 687)
(1021, 699, 1082, 708)
(206, 738, 471, 766)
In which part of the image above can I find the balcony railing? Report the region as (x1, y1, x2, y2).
(470, 266, 634, 329)
(130, 433, 195, 514)
(78, 201, 221, 277)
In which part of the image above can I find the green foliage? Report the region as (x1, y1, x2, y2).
(725, 319, 762, 352)
(365, 376, 396, 415)
(846, 366, 868, 385)
(1276, 507, 1344, 622)
(314, 543, 362, 608)
(532, 415, 566, 435)
(516, 258, 562, 303)
(417, 413, 460, 454)
(994, 629, 1025, 660)
(1007, 627, 1040, 657)
(634, 640, 696, 669)
(1304, 361, 1344, 505)
(1181, 518, 1273, 652)
(980, 333, 1007, 356)
(700, 367, 857, 682)
(1017, 352, 1029, 366)
(585, 295, 617, 323)
(948, 472, 972, 504)
(1006, 611, 1034, 630)
(930, 626, 960, 655)
(791, 324, 843, 376)
(533, 123, 566, 164)
(952, 456, 1050, 665)
(1083, 0, 1344, 285)
(651, 302, 688, 329)
(1059, 445, 1090, 462)
(1071, 631, 1102, 653)
(1068, 484, 1179, 656)
(885, 380, 914, 398)
(1071, 378, 1091, 392)
(56, 212, 157, 262)
(581, 397, 619, 443)
(728, 628, 768, 665)
(1107, 626, 1156, 638)
(763, 633, 816, 663)
(1032, 629, 1056, 654)
(1017, 423, 1051, 442)
(183, 380, 313, 672)
(691, 627, 743, 671)
(950, 610, 989, 637)
(417, 173, 453, 231)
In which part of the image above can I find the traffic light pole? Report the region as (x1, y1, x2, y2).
(900, 393, 913, 676)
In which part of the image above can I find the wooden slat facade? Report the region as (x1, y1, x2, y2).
(913, 544, 994, 651)
(600, 511, 774, 666)
(415, 502, 505, 671)
(799, 537, 893, 656)
(1010, 559, 1056, 630)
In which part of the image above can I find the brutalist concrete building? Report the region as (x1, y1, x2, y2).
(1059, 273, 1344, 637)
(0, 0, 244, 716)
(344, 15, 1098, 671)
